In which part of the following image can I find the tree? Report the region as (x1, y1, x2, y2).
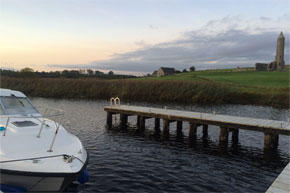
(108, 71, 114, 76)
(87, 69, 94, 75)
(189, 66, 196, 72)
(20, 67, 35, 78)
(95, 70, 104, 76)
(182, 69, 188, 73)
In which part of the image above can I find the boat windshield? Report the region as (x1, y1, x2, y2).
(0, 96, 39, 115)
(0, 104, 4, 115)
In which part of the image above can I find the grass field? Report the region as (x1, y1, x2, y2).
(141, 68, 290, 88)
(1, 68, 289, 108)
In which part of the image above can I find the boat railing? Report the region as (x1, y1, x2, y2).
(0, 106, 65, 152)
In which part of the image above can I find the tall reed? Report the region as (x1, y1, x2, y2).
(0, 77, 288, 108)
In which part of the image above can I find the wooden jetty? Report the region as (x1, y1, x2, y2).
(104, 105, 290, 149)
(266, 162, 290, 193)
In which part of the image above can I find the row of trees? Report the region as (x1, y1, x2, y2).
(176, 66, 196, 73)
(0, 68, 136, 79)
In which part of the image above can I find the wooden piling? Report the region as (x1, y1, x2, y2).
(177, 121, 183, 134)
(139, 116, 146, 134)
(219, 127, 229, 145)
(163, 119, 170, 138)
(232, 128, 239, 143)
(189, 123, 197, 144)
(120, 114, 128, 130)
(137, 116, 141, 128)
(202, 124, 208, 137)
(154, 118, 160, 135)
(106, 112, 113, 128)
(264, 133, 279, 150)
(273, 135, 279, 149)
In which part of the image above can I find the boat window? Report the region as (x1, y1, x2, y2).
(0, 96, 39, 115)
(0, 104, 4, 115)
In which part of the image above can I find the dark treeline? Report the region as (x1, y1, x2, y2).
(0, 68, 136, 79)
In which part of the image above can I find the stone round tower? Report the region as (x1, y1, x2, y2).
(275, 32, 285, 70)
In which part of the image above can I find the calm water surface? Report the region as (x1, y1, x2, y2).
(31, 98, 290, 193)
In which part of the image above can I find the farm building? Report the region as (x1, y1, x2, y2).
(156, 67, 176, 77)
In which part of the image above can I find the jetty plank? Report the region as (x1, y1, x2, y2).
(104, 105, 290, 136)
(266, 162, 290, 193)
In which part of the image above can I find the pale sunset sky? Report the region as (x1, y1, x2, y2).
(0, 0, 289, 75)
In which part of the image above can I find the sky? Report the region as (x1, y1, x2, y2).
(0, 0, 289, 75)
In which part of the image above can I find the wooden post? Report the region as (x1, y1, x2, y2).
(219, 127, 228, 145)
(202, 124, 208, 138)
(154, 118, 160, 135)
(120, 114, 128, 130)
(232, 128, 239, 143)
(264, 133, 279, 150)
(177, 121, 182, 134)
(106, 112, 113, 128)
(273, 135, 279, 149)
(137, 116, 141, 129)
(139, 116, 146, 134)
(163, 119, 170, 139)
(189, 123, 197, 144)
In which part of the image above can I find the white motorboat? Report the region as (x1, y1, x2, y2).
(0, 88, 89, 192)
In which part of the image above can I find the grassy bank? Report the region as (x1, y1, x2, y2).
(1, 75, 289, 108)
(142, 68, 290, 88)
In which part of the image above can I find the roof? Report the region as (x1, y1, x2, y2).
(0, 88, 26, 97)
(278, 32, 284, 38)
(152, 71, 157, 75)
(159, 67, 176, 73)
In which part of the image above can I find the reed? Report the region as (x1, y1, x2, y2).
(0, 76, 288, 108)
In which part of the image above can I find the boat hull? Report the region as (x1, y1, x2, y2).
(1, 170, 78, 192)
(0, 154, 89, 192)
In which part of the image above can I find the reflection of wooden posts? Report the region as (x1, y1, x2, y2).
(202, 124, 208, 137)
(120, 114, 128, 130)
(154, 118, 160, 135)
(177, 121, 182, 134)
(264, 133, 279, 150)
(219, 127, 228, 145)
(107, 112, 113, 128)
(163, 119, 170, 138)
(189, 123, 197, 144)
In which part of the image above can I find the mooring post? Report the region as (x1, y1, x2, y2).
(202, 124, 208, 138)
(219, 127, 229, 145)
(189, 123, 197, 144)
(120, 114, 128, 130)
(137, 116, 141, 129)
(154, 118, 160, 135)
(232, 128, 239, 143)
(106, 112, 113, 128)
(264, 133, 279, 150)
(163, 119, 170, 139)
(139, 116, 146, 134)
(273, 135, 279, 149)
(177, 121, 183, 134)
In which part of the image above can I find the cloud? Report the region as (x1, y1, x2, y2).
(47, 16, 289, 74)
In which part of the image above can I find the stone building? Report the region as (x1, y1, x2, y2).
(156, 67, 176, 77)
(255, 32, 285, 71)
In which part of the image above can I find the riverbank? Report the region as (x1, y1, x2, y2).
(1, 75, 289, 108)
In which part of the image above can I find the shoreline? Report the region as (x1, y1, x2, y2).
(1, 76, 289, 109)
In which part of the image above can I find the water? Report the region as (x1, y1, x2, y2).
(31, 98, 290, 193)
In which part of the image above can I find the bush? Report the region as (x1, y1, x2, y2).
(190, 66, 196, 72)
